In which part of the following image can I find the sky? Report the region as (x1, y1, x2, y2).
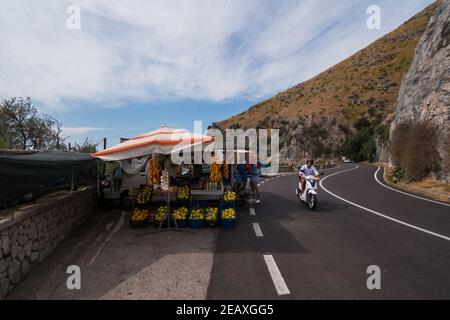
(0, 0, 435, 148)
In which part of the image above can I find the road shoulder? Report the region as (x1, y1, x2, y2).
(370, 162, 450, 204)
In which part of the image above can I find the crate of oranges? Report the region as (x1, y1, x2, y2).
(130, 208, 150, 228)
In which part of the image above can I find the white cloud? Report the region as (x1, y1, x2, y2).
(62, 126, 107, 136)
(0, 0, 435, 111)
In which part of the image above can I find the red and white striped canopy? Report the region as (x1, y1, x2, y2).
(92, 126, 214, 161)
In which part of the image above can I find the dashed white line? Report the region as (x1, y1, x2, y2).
(374, 166, 450, 207)
(263, 255, 291, 296)
(253, 222, 264, 237)
(320, 166, 450, 242)
(249, 207, 256, 216)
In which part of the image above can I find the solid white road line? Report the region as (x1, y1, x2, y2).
(320, 166, 450, 242)
(374, 167, 450, 207)
(253, 222, 264, 237)
(250, 207, 256, 216)
(263, 255, 291, 296)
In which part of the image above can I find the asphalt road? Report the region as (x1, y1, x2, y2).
(7, 163, 450, 300)
(207, 163, 450, 299)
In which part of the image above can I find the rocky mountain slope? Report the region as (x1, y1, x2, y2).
(390, 0, 450, 182)
(217, 2, 440, 163)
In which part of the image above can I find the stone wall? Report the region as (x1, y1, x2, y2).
(0, 186, 96, 298)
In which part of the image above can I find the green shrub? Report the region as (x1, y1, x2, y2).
(392, 167, 405, 183)
(391, 121, 439, 181)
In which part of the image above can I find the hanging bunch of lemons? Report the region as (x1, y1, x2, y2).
(210, 163, 221, 183)
(221, 161, 229, 179)
(148, 158, 160, 185)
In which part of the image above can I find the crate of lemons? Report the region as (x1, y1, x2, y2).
(176, 186, 190, 201)
(130, 207, 150, 228)
(136, 186, 152, 207)
(205, 206, 219, 227)
(221, 206, 237, 229)
(154, 205, 168, 227)
(189, 206, 205, 228)
(223, 191, 237, 203)
(171, 206, 189, 227)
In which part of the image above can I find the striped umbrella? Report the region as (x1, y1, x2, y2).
(92, 125, 214, 161)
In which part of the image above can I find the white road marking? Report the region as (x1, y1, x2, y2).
(263, 255, 291, 296)
(105, 221, 115, 230)
(87, 211, 126, 266)
(320, 166, 450, 242)
(253, 222, 264, 237)
(250, 207, 256, 216)
(374, 167, 450, 207)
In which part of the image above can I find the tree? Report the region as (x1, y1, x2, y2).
(0, 97, 36, 149)
(75, 138, 98, 153)
(47, 114, 67, 150)
(0, 97, 67, 151)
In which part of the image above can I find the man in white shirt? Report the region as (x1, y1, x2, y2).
(297, 159, 320, 195)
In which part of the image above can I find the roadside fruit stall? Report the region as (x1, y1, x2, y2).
(126, 158, 238, 230)
(92, 125, 239, 231)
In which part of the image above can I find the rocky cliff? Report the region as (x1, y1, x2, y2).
(390, 0, 450, 181)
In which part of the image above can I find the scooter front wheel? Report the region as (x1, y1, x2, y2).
(309, 194, 317, 211)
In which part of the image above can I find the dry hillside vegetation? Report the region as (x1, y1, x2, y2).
(217, 2, 440, 162)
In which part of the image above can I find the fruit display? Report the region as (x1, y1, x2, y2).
(177, 186, 190, 201)
(148, 158, 160, 185)
(223, 191, 236, 202)
(172, 207, 189, 220)
(131, 208, 150, 222)
(136, 186, 152, 205)
(210, 162, 221, 183)
(221, 208, 236, 220)
(190, 207, 204, 220)
(205, 207, 218, 222)
(155, 205, 168, 221)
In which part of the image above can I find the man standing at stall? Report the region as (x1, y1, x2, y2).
(246, 157, 261, 204)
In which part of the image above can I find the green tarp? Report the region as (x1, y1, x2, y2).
(0, 152, 99, 207)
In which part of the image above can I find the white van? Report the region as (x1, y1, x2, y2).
(102, 166, 147, 205)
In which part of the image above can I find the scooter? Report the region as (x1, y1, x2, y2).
(296, 175, 320, 211)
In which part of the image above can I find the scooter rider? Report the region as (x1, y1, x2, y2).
(297, 158, 320, 195)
